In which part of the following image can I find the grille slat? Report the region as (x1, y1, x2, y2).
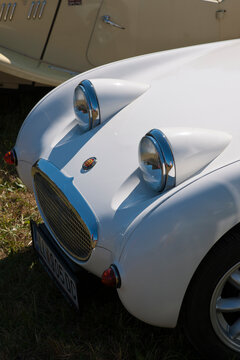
(34, 172, 93, 261)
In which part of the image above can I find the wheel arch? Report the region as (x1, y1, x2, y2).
(118, 161, 240, 328)
(179, 221, 240, 325)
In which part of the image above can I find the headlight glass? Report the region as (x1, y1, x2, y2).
(74, 80, 100, 132)
(139, 136, 165, 191)
(139, 129, 175, 192)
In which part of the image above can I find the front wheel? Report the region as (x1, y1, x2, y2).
(183, 227, 240, 359)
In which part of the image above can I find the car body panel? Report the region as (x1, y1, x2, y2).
(219, 0, 240, 40)
(88, 0, 220, 66)
(0, 45, 75, 86)
(0, 0, 59, 58)
(42, 0, 101, 72)
(2, 0, 240, 86)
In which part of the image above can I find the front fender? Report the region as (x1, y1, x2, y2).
(117, 161, 240, 328)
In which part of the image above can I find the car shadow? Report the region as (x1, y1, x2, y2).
(0, 248, 203, 360)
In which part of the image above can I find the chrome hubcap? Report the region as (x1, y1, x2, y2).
(210, 262, 240, 352)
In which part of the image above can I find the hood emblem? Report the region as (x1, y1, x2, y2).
(82, 157, 97, 171)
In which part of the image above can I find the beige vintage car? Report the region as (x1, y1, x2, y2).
(0, 0, 239, 88)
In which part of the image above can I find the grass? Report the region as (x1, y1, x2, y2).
(0, 87, 204, 360)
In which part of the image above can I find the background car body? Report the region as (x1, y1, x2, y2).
(1, 0, 240, 87)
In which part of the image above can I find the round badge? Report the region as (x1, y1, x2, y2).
(82, 157, 97, 171)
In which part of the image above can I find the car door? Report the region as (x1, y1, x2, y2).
(87, 0, 221, 67)
(0, 0, 60, 59)
(42, 0, 102, 73)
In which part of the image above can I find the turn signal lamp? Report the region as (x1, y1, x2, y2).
(3, 149, 17, 165)
(101, 265, 121, 288)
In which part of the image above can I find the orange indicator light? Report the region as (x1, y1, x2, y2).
(82, 157, 97, 171)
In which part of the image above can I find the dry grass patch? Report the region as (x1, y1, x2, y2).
(0, 170, 40, 259)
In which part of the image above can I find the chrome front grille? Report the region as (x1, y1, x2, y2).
(33, 171, 94, 261)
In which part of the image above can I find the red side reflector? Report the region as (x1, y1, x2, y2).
(101, 265, 121, 288)
(3, 150, 16, 165)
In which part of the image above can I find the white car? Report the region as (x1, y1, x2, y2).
(1, 0, 240, 87)
(7, 39, 240, 359)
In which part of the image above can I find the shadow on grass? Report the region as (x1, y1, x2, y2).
(0, 247, 203, 360)
(0, 87, 52, 182)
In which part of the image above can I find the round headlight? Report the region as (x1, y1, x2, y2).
(74, 80, 100, 132)
(139, 129, 175, 192)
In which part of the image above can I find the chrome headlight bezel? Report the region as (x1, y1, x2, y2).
(73, 79, 100, 132)
(139, 129, 176, 192)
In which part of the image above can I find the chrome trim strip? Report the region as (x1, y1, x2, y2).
(33, 0, 40, 19)
(27, 1, 35, 19)
(147, 129, 176, 191)
(9, 2, 16, 21)
(4, 3, 11, 21)
(80, 79, 101, 129)
(111, 264, 121, 288)
(48, 64, 78, 76)
(32, 159, 99, 265)
(201, 0, 224, 3)
(0, 3, 6, 21)
(38, 0, 46, 19)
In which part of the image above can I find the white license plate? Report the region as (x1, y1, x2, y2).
(33, 227, 79, 309)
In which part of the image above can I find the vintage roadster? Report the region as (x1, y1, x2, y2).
(6, 38, 240, 359)
(1, 0, 240, 87)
